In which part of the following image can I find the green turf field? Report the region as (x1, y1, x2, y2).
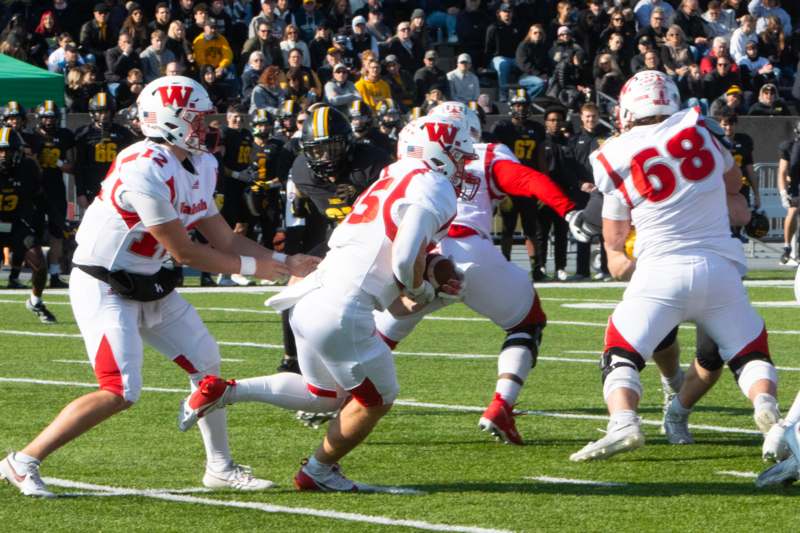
(1, 282, 798, 532)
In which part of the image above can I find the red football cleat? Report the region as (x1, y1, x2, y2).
(478, 393, 523, 445)
(178, 375, 235, 432)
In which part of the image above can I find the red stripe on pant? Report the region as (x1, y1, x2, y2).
(733, 325, 770, 359)
(307, 383, 337, 398)
(509, 292, 548, 331)
(377, 330, 399, 349)
(173, 354, 199, 374)
(604, 317, 638, 354)
(94, 334, 124, 397)
(349, 378, 383, 407)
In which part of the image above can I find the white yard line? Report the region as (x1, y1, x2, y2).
(524, 476, 626, 487)
(52, 358, 244, 365)
(0, 376, 764, 436)
(715, 471, 758, 479)
(43, 478, 504, 533)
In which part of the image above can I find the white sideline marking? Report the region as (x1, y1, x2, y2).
(0, 376, 765, 435)
(716, 470, 758, 479)
(525, 476, 626, 487)
(43, 478, 501, 533)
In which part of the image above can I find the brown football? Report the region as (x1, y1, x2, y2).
(424, 253, 457, 288)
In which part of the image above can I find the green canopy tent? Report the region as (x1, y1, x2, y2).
(0, 54, 64, 109)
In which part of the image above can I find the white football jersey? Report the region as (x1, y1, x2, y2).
(73, 140, 219, 274)
(454, 143, 517, 238)
(319, 157, 457, 307)
(591, 107, 743, 269)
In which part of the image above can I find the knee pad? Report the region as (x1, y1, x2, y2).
(601, 348, 645, 401)
(696, 343, 724, 372)
(734, 359, 777, 397)
(498, 337, 535, 381)
(501, 324, 542, 368)
(728, 352, 773, 381)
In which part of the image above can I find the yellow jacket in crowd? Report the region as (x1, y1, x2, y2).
(354, 77, 391, 111)
(192, 34, 234, 69)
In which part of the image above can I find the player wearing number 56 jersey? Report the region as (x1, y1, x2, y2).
(571, 71, 781, 463)
(0, 77, 321, 499)
(177, 115, 475, 492)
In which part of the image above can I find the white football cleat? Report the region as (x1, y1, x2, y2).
(570, 422, 644, 462)
(662, 398, 694, 445)
(203, 464, 274, 491)
(756, 422, 800, 487)
(178, 375, 235, 432)
(0, 453, 55, 498)
(230, 273, 254, 286)
(762, 421, 790, 462)
(294, 459, 366, 492)
(295, 410, 338, 429)
(216, 274, 237, 287)
(754, 398, 781, 434)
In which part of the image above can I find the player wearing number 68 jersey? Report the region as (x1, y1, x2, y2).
(570, 70, 781, 462)
(176, 115, 475, 492)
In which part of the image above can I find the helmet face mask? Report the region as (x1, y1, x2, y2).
(509, 89, 530, 120)
(301, 104, 353, 180)
(0, 127, 23, 174)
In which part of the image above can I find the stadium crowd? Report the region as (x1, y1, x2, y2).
(2, 0, 800, 321)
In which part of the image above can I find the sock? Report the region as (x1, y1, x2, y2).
(661, 367, 685, 393)
(9, 268, 20, 280)
(754, 392, 778, 414)
(232, 374, 342, 412)
(191, 369, 232, 473)
(48, 264, 61, 276)
(305, 455, 333, 473)
(29, 294, 42, 306)
(669, 395, 691, 415)
(495, 378, 522, 405)
(784, 391, 800, 426)
(608, 409, 638, 431)
(13, 451, 39, 465)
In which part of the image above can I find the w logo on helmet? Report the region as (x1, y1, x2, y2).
(424, 122, 457, 147)
(156, 85, 193, 107)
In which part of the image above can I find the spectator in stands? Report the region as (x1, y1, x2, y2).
(577, 0, 609, 59)
(165, 61, 182, 76)
(166, 20, 191, 66)
(599, 8, 636, 50)
(633, 0, 674, 31)
(70, 64, 104, 112)
(385, 21, 423, 76)
(193, 17, 234, 78)
(421, 87, 446, 113)
(425, 0, 460, 44)
(516, 24, 551, 99)
(200, 64, 231, 110)
(547, 52, 592, 111)
(295, 0, 324, 44)
(674, 0, 709, 52)
(317, 47, 341, 83)
(730, 14, 759, 62)
(52, 0, 83, 40)
(550, 26, 583, 68)
(456, 0, 488, 68)
(279, 24, 310, 68)
(242, 21, 284, 69)
(643, 49, 664, 72)
(241, 51, 266, 101)
(748, 82, 790, 115)
(414, 50, 448, 105)
(284, 67, 318, 107)
(121, 3, 150, 52)
(749, 0, 791, 35)
(251, 64, 286, 114)
(661, 25, 694, 79)
(485, 3, 523, 103)
(172, 0, 196, 29)
(64, 66, 84, 111)
(326, 0, 351, 34)
(409, 9, 432, 53)
(548, 1, 577, 46)
(700, 37, 739, 75)
(738, 40, 778, 91)
(758, 15, 793, 72)
(366, 8, 391, 44)
(710, 83, 747, 115)
(186, 3, 210, 43)
(355, 59, 391, 111)
(602, 32, 632, 76)
(447, 53, 480, 104)
(34, 10, 60, 57)
(80, 3, 116, 72)
(48, 34, 83, 73)
(722, 0, 748, 21)
(209, 1, 233, 39)
(382, 54, 415, 110)
(324, 63, 360, 112)
(305, 23, 331, 70)
(630, 35, 654, 74)
(115, 67, 145, 109)
(282, 48, 322, 96)
(476, 93, 499, 115)
(635, 7, 668, 50)
(351, 16, 378, 57)
(249, 1, 279, 40)
(593, 53, 624, 101)
(678, 63, 706, 103)
(150, 3, 172, 34)
(331, 34, 360, 72)
(104, 32, 141, 88)
(704, 53, 742, 101)
(138, 30, 174, 83)
(274, 0, 296, 31)
(0, 32, 27, 62)
(703, 1, 735, 39)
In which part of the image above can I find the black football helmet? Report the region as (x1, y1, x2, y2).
(251, 108, 274, 138)
(301, 103, 353, 179)
(0, 126, 24, 173)
(376, 98, 401, 129)
(36, 100, 60, 135)
(89, 92, 113, 128)
(407, 106, 423, 122)
(119, 104, 142, 136)
(509, 88, 530, 120)
(745, 210, 770, 239)
(348, 100, 373, 134)
(3, 101, 25, 129)
(467, 100, 487, 127)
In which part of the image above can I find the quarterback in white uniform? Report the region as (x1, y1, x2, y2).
(570, 71, 781, 462)
(0, 77, 319, 498)
(176, 115, 475, 491)
(374, 102, 592, 445)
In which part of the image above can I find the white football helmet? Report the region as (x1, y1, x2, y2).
(617, 70, 680, 129)
(428, 101, 482, 142)
(137, 76, 214, 153)
(397, 115, 477, 195)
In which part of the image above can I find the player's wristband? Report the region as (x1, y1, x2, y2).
(239, 255, 256, 276)
(272, 252, 287, 264)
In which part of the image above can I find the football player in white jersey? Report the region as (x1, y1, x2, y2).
(570, 71, 781, 462)
(371, 101, 592, 445)
(176, 115, 475, 491)
(0, 76, 319, 498)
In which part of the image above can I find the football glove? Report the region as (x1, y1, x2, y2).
(780, 189, 793, 209)
(405, 280, 436, 305)
(335, 183, 358, 204)
(565, 209, 595, 243)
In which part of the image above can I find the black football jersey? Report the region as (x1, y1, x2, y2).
(74, 123, 134, 199)
(290, 142, 392, 223)
(490, 119, 546, 168)
(29, 128, 76, 184)
(0, 157, 39, 224)
(251, 137, 294, 185)
(222, 126, 255, 173)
